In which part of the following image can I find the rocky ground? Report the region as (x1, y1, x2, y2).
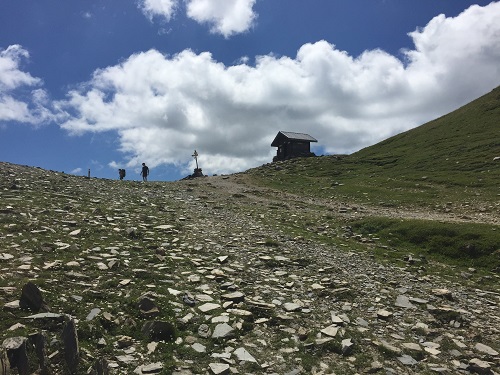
(0, 161, 499, 375)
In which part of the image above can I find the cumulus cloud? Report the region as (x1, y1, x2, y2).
(138, 0, 178, 21)
(0, 45, 52, 125)
(186, 0, 257, 38)
(57, 2, 500, 176)
(138, 0, 258, 37)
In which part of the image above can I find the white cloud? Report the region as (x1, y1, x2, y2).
(0, 45, 40, 90)
(0, 45, 52, 125)
(70, 167, 83, 174)
(138, 0, 178, 21)
(58, 2, 500, 176)
(137, 0, 258, 38)
(186, 0, 257, 38)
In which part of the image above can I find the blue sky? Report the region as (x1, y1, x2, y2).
(1, 0, 499, 180)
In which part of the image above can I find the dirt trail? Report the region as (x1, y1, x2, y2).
(186, 174, 500, 226)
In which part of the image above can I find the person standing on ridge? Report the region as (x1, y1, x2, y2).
(141, 163, 149, 182)
(118, 169, 126, 180)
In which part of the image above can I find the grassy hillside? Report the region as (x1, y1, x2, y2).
(249, 86, 500, 210)
(244, 87, 500, 274)
(351, 85, 500, 181)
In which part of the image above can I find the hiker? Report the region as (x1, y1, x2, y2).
(141, 163, 149, 182)
(118, 169, 126, 180)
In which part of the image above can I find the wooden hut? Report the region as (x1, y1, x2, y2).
(271, 131, 317, 161)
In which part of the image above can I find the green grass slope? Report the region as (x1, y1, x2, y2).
(352, 85, 500, 179)
(249, 86, 500, 209)
(246, 86, 500, 272)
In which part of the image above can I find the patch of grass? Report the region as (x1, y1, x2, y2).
(350, 217, 500, 271)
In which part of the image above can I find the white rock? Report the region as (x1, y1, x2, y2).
(377, 309, 393, 319)
(321, 325, 339, 337)
(69, 229, 81, 236)
(233, 347, 257, 363)
(198, 303, 220, 312)
(209, 363, 230, 374)
(330, 313, 344, 325)
(283, 302, 301, 312)
(154, 224, 174, 230)
(475, 342, 499, 356)
(212, 323, 234, 338)
(192, 343, 206, 353)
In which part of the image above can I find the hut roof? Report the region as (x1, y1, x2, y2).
(271, 131, 318, 147)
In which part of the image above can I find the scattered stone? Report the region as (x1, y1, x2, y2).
(182, 293, 197, 307)
(341, 338, 354, 355)
(320, 325, 339, 337)
(283, 302, 301, 312)
(432, 288, 453, 300)
(474, 343, 499, 356)
(198, 303, 220, 313)
(1, 162, 499, 375)
(221, 291, 245, 303)
(375, 340, 401, 354)
(138, 362, 164, 374)
(377, 309, 393, 320)
(330, 313, 344, 325)
(395, 295, 415, 309)
(2, 337, 29, 375)
(192, 343, 206, 353)
(30, 331, 48, 373)
(116, 336, 134, 349)
(69, 229, 81, 236)
(233, 347, 257, 363)
(138, 297, 160, 316)
(398, 354, 418, 366)
(198, 324, 211, 338)
(62, 318, 79, 374)
(92, 357, 110, 375)
(142, 321, 176, 342)
(86, 307, 101, 321)
(367, 361, 384, 373)
(468, 358, 492, 374)
(19, 282, 50, 312)
(209, 363, 230, 375)
(212, 323, 234, 339)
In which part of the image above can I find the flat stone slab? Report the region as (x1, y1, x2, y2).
(474, 343, 499, 356)
(212, 323, 234, 339)
(221, 291, 245, 301)
(331, 313, 344, 325)
(283, 302, 301, 312)
(192, 343, 206, 353)
(140, 362, 164, 373)
(377, 309, 393, 319)
(154, 225, 174, 230)
(321, 325, 339, 337)
(198, 303, 220, 313)
(395, 295, 415, 309)
(233, 347, 257, 363)
(209, 363, 230, 374)
(398, 354, 418, 366)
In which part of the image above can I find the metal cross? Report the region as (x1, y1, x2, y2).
(192, 150, 199, 169)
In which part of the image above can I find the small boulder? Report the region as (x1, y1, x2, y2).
(19, 282, 50, 312)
